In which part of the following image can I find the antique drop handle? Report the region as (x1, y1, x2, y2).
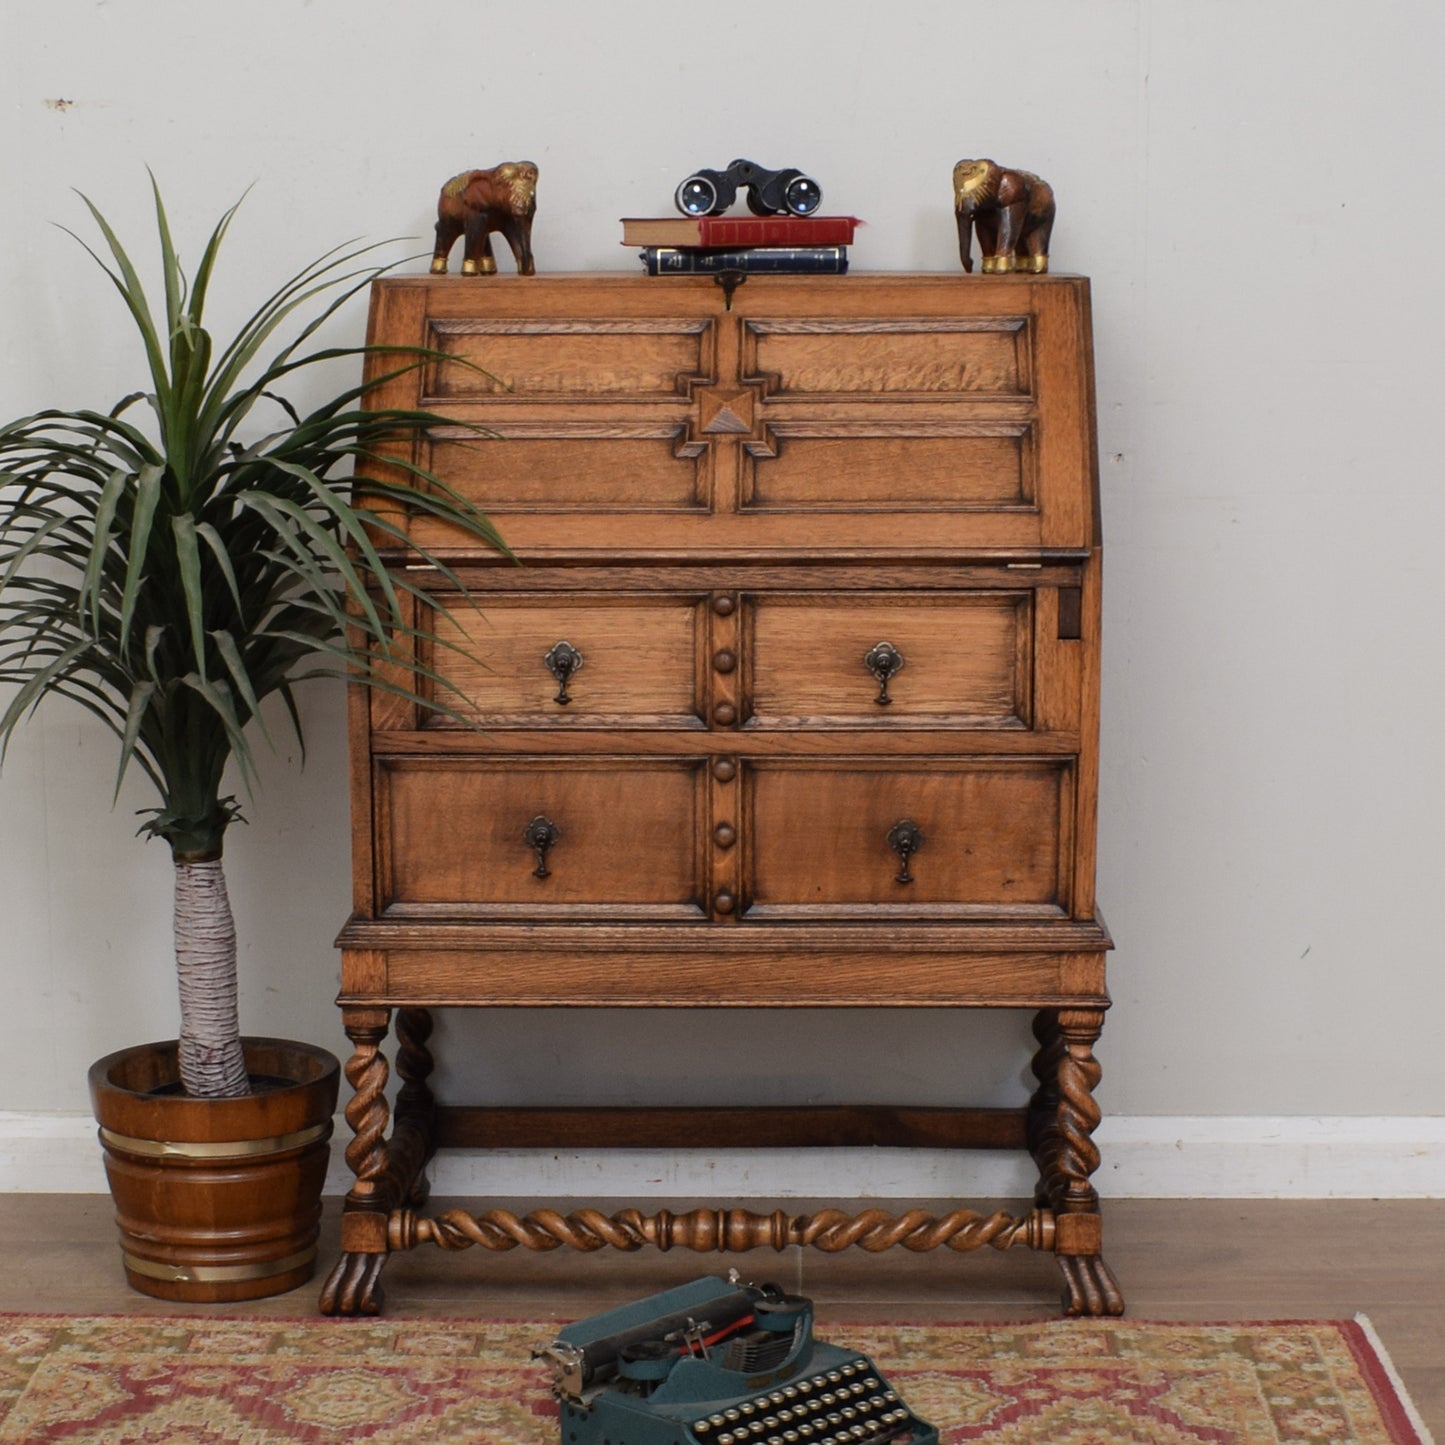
(544, 641, 584, 705)
(886, 819, 924, 884)
(523, 815, 561, 879)
(864, 641, 906, 705)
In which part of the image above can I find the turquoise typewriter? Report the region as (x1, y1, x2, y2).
(534, 1274, 939, 1445)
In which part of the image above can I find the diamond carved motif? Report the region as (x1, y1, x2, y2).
(676, 377, 776, 466)
(698, 387, 756, 435)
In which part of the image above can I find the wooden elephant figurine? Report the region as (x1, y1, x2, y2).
(431, 161, 538, 276)
(953, 159, 1055, 274)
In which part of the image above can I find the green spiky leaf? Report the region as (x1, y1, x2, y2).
(0, 183, 511, 859)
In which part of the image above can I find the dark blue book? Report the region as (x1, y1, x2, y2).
(639, 245, 848, 275)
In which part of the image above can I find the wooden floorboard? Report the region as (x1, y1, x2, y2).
(0, 1196, 1439, 1437)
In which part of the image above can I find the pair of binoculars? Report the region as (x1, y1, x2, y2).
(674, 159, 823, 218)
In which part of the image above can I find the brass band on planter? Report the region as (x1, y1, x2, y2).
(99, 1122, 329, 1160)
(122, 1246, 317, 1283)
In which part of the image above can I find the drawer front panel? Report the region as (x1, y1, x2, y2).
(377, 758, 706, 914)
(745, 758, 1070, 916)
(415, 592, 706, 728)
(746, 592, 1031, 728)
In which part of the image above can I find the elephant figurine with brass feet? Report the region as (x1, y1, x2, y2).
(431, 161, 538, 276)
(953, 159, 1055, 274)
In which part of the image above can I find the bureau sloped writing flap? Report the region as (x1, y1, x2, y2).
(362, 274, 1098, 558)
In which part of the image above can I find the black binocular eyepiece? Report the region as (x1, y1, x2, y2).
(674, 159, 823, 218)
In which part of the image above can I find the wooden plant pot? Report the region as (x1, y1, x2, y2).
(88, 1037, 339, 1303)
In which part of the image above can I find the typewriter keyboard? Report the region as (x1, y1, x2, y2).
(691, 1359, 919, 1445)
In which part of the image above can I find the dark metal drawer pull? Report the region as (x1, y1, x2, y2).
(544, 641, 584, 705)
(864, 641, 905, 705)
(886, 819, 923, 884)
(523, 815, 561, 878)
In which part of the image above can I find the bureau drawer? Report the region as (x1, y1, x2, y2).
(744, 591, 1031, 728)
(375, 757, 707, 916)
(408, 591, 707, 728)
(743, 758, 1072, 917)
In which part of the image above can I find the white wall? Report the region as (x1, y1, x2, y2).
(2, 2, 1442, 1192)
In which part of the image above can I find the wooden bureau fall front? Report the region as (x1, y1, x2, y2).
(322, 272, 1119, 1317)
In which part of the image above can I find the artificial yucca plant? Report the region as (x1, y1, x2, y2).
(0, 182, 506, 1098)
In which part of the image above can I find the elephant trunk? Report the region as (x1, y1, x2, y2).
(955, 207, 975, 273)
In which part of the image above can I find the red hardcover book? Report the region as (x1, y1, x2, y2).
(621, 215, 861, 248)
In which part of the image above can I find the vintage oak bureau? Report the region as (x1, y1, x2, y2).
(321, 272, 1119, 1317)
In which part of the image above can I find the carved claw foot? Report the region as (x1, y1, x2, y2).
(318, 1250, 388, 1316)
(1058, 1253, 1125, 1317)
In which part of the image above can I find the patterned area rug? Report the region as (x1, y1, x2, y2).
(0, 1312, 1431, 1444)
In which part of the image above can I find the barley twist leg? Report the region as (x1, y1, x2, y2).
(1027, 1007, 1066, 1207)
(319, 1008, 394, 1316)
(393, 1007, 437, 1206)
(1051, 1008, 1123, 1316)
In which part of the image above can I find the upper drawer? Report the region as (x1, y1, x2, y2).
(398, 590, 707, 729)
(363, 274, 1099, 558)
(743, 590, 1031, 729)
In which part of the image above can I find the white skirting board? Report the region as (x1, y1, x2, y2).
(6, 1114, 1444, 1198)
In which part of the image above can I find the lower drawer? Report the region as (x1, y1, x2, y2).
(742, 757, 1072, 917)
(376, 756, 707, 917)
(374, 753, 1074, 922)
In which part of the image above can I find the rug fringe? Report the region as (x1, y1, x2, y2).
(1353, 1312, 1437, 1445)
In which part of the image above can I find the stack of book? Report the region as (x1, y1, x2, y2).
(620, 214, 860, 275)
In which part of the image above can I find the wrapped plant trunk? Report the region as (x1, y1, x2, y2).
(173, 852, 247, 1097)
